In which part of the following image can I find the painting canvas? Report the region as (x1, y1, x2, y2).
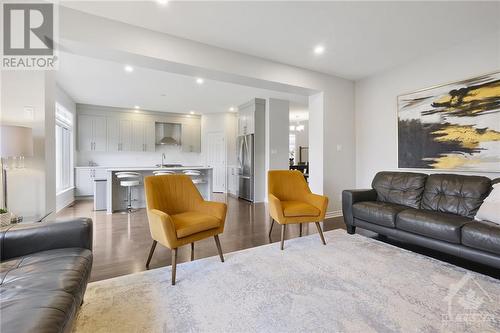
(398, 72, 500, 171)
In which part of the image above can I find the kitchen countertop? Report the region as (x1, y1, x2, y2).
(105, 166, 211, 171)
(75, 166, 210, 171)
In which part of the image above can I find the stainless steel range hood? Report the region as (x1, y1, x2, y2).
(155, 122, 181, 146)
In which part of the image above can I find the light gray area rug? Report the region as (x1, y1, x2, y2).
(74, 230, 500, 333)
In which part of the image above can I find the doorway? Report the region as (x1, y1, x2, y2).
(206, 132, 226, 193)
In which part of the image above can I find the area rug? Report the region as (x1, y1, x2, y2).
(73, 230, 500, 332)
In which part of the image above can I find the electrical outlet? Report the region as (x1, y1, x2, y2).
(24, 106, 34, 120)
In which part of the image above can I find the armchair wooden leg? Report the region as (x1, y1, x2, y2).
(214, 235, 224, 262)
(191, 242, 195, 261)
(280, 224, 286, 250)
(268, 219, 275, 239)
(299, 223, 303, 237)
(146, 240, 157, 269)
(315, 222, 326, 245)
(171, 248, 178, 285)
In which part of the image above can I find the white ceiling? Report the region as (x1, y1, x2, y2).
(56, 52, 308, 114)
(60, 1, 499, 80)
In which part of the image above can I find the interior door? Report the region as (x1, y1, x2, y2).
(207, 132, 226, 193)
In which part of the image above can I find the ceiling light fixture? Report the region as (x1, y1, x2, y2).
(196, 78, 204, 85)
(134, 105, 140, 109)
(190, 111, 195, 114)
(313, 45, 325, 55)
(229, 107, 235, 112)
(157, 0, 168, 5)
(124, 65, 134, 72)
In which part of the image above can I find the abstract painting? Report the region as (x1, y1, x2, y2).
(398, 72, 500, 171)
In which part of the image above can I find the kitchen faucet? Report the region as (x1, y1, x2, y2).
(161, 153, 166, 167)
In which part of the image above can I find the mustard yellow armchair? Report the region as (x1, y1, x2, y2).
(144, 174, 227, 285)
(268, 170, 329, 250)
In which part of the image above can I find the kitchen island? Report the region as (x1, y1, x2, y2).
(105, 167, 213, 214)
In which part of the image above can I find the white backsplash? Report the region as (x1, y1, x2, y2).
(77, 144, 203, 167)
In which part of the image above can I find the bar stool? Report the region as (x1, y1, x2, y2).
(116, 172, 141, 212)
(153, 170, 176, 176)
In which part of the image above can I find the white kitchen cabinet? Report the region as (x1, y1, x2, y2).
(132, 121, 155, 152)
(75, 168, 107, 196)
(237, 108, 255, 136)
(107, 118, 132, 152)
(78, 115, 107, 151)
(181, 119, 201, 152)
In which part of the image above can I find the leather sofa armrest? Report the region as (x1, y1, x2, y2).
(0, 218, 93, 261)
(342, 189, 377, 226)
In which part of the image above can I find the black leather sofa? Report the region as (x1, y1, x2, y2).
(343, 172, 500, 268)
(0, 218, 93, 333)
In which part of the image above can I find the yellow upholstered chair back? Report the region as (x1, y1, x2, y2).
(144, 174, 203, 215)
(268, 170, 311, 201)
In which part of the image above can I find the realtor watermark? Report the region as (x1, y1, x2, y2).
(442, 272, 498, 330)
(1, 1, 58, 70)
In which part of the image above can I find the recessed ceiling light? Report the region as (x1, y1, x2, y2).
(313, 45, 325, 55)
(196, 78, 204, 85)
(157, 0, 168, 5)
(134, 105, 140, 109)
(190, 111, 195, 114)
(124, 65, 134, 72)
(229, 107, 235, 112)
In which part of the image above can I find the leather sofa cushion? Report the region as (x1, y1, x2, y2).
(171, 212, 221, 238)
(282, 201, 320, 217)
(1, 289, 77, 333)
(396, 209, 472, 243)
(462, 221, 500, 255)
(422, 174, 491, 218)
(352, 201, 408, 228)
(0, 248, 92, 333)
(372, 171, 427, 208)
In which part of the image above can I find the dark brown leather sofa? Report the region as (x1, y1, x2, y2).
(0, 218, 93, 333)
(343, 172, 500, 268)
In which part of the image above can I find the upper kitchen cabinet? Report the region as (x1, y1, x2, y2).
(181, 117, 201, 152)
(107, 118, 132, 152)
(237, 99, 264, 136)
(132, 120, 155, 152)
(77, 114, 107, 151)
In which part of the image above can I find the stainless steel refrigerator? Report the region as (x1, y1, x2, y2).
(237, 134, 254, 202)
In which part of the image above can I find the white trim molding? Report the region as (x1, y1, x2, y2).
(325, 210, 343, 219)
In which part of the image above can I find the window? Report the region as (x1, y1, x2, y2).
(55, 103, 73, 193)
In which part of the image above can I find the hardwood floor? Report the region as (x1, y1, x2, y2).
(58, 194, 499, 282)
(57, 194, 345, 282)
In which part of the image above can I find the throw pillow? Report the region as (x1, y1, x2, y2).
(475, 183, 500, 224)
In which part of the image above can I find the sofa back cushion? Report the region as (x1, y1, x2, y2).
(422, 174, 491, 218)
(372, 171, 427, 208)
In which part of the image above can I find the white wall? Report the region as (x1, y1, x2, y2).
(55, 85, 77, 212)
(0, 71, 56, 218)
(60, 7, 356, 213)
(266, 98, 290, 171)
(355, 34, 500, 187)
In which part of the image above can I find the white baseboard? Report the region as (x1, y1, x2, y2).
(325, 210, 343, 219)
